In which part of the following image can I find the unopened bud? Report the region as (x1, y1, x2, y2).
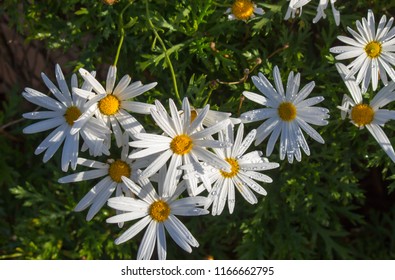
(102, 0, 117, 5)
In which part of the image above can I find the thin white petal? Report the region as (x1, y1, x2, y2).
(366, 124, 395, 163)
(113, 74, 131, 96)
(157, 223, 167, 260)
(58, 169, 108, 183)
(107, 196, 149, 212)
(137, 221, 157, 260)
(22, 88, 64, 110)
(114, 216, 152, 245)
(296, 118, 325, 144)
(192, 146, 230, 172)
(234, 128, 256, 157)
(74, 176, 112, 211)
(240, 108, 277, 123)
(79, 68, 106, 94)
(86, 181, 117, 221)
(162, 154, 182, 197)
(122, 101, 155, 114)
(23, 117, 64, 134)
(242, 91, 267, 105)
(140, 149, 173, 178)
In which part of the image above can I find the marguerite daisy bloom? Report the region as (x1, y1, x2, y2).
(240, 66, 330, 163)
(71, 65, 157, 147)
(182, 123, 279, 215)
(336, 63, 395, 163)
(313, 0, 340, 26)
(58, 133, 146, 221)
(129, 97, 232, 197)
(284, 0, 311, 20)
(330, 9, 395, 92)
(22, 64, 110, 172)
(106, 172, 209, 260)
(225, 0, 264, 21)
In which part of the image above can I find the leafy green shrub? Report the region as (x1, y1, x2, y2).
(1, 0, 395, 260)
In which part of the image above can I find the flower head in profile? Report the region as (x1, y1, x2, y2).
(336, 63, 395, 163)
(182, 123, 279, 215)
(225, 0, 264, 21)
(285, 0, 340, 25)
(284, 0, 311, 20)
(106, 167, 209, 260)
(240, 66, 329, 163)
(313, 0, 340, 26)
(129, 97, 232, 196)
(71, 65, 157, 147)
(22, 64, 110, 171)
(58, 133, 144, 222)
(330, 9, 395, 93)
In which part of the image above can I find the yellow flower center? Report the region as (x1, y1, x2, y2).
(149, 200, 171, 222)
(220, 158, 240, 178)
(170, 134, 193, 155)
(108, 159, 131, 183)
(98, 94, 120, 115)
(278, 102, 297, 122)
(351, 103, 375, 127)
(64, 106, 82, 126)
(231, 0, 255, 20)
(365, 41, 382, 58)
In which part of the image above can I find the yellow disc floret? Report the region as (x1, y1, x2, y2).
(64, 106, 82, 126)
(351, 103, 375, 127)
(220, 158, 240, 178)
(365, 41, 382, 58)
(170, 134, 193, 155)
(98, 94, 120, 115)
(278, 102, 297, 122)
(231, 0, 255, 20)
(108, 159, 131, 183)
(149, 200, 171, 222)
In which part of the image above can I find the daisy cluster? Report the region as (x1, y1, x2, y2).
(21, 1, 395, 260)
(22, 63, 283, 259)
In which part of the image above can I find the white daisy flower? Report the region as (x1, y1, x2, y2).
(106, 171, 209, 260)
(71, 65, 157, 147)
(22, 64, 110, 172)
(330, 9, 395, 93)
(313, 0, 340, 26)
(182, 123, 279, 215)
(284, 0, 311, 20)
(240, 66, 329, 163)
(129, 97, 232, 197)
(58, 133, 146, 221)
(336, 63, 395, 163)
(225, 0, 264, 21)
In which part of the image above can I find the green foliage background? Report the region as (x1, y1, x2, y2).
(1, 0, 395, 259)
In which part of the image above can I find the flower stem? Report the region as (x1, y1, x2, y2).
(145, 0, 182, 105)
(113, 1, 134, 66)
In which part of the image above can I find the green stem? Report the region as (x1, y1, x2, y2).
(202, 88, 214, 107)
(145, 0, 182, 105)
(113, 30, 125, 67)
(113, 1, 134, 66)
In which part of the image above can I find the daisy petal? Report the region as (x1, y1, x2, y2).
(115, 216, 152, 245)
